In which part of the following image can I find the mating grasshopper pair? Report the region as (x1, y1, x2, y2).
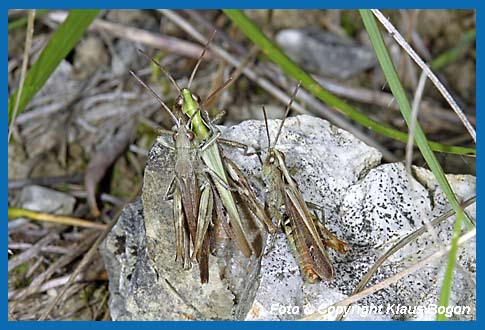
(131, 43, 276, 283)
(132, 37, 349, 284)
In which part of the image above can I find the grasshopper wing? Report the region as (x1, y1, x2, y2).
(193, 185, 214, 259)
(173, 185, 192, 270)
(284, 186, 335, 282)
(224, 157, 277, 234)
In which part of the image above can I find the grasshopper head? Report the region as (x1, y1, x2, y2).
(262, 148, 284, 179)
(175, 88, 201, 116)
(264, 149, 277, 166)
(173, 125, 195, 143)
(265, 148, 285, 165)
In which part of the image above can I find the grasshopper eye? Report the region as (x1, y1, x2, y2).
(172, 132, 178, 141)
(268, 156, 275, 164)
(186, 131, 195, 140)
(192, 93, 201, 103)
(175, 96, 184, 109)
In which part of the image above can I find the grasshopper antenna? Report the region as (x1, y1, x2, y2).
(138, 49, 181, 93)
(188, 30, 216, 90)
(273, 81, 301, 148)
(129, 70, 180, 126)
(202, 76, 233, 108)
(202, 46, 260, 109)
(262, 106, 272, 153)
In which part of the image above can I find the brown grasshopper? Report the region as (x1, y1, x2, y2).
(261, 83, 350, 283)
(130, 71, 218, 283)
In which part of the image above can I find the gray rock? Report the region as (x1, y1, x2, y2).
(246, 161, 475, 320)
(18, 185, 76, 215)
(9, 185, 77, 231)
(332, 163, 475, 321)
(101, 115, 475, 321)
(100, 130, 264, 320)
(99, 200, 146, 320)
(228, 116, 383, 320)
(275, 28, 376, 79)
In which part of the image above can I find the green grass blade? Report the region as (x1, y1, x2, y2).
(8, 10, 100, 125)
(431, 29, 475, 71)
(359, 11, 472, 314)
(223, 9, 475, 157)
(436, 211, 464, 320)
(359, 10, 469, 224)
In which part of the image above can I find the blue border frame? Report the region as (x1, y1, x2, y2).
(2, 1, 480, 9)
(4, 1, 479, 327)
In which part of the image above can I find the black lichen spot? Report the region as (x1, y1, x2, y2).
(114, 235, 126, 255)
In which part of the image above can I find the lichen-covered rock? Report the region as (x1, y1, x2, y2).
(334, 163, 475, 321)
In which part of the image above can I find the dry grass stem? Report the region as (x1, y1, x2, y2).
(303, 228, 475, 320)
(159, 9, 397, 161)
(406, 70, 427, 173)
(46, 11, 212, 60)
(38, 184, 142, 320)
(9, 208, 107, 230)
(371, 9, 476, 143)
(9, 10, 35, 143)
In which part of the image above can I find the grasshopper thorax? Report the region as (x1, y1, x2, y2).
(175, 88, 201, 116)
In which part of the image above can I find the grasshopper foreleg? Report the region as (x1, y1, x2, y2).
(156, 127, 176, 136)
(200, 109, 260, 157)
(158, 137, 176, 151)
(218, 138, 260, 157)
(209, 110, 226, 125)
(200, 130, 221, 152)
(163, 176, 176, 201)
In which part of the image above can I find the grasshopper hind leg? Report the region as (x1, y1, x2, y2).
(312, 211, 350, 254)
(182, 222, 192, 270)
(280, 214, 323, 283)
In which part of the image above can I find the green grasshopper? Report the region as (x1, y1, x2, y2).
(130, 71, 215, 283)
(261, 83, 350, 283)
(138, 36, 276, 259)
